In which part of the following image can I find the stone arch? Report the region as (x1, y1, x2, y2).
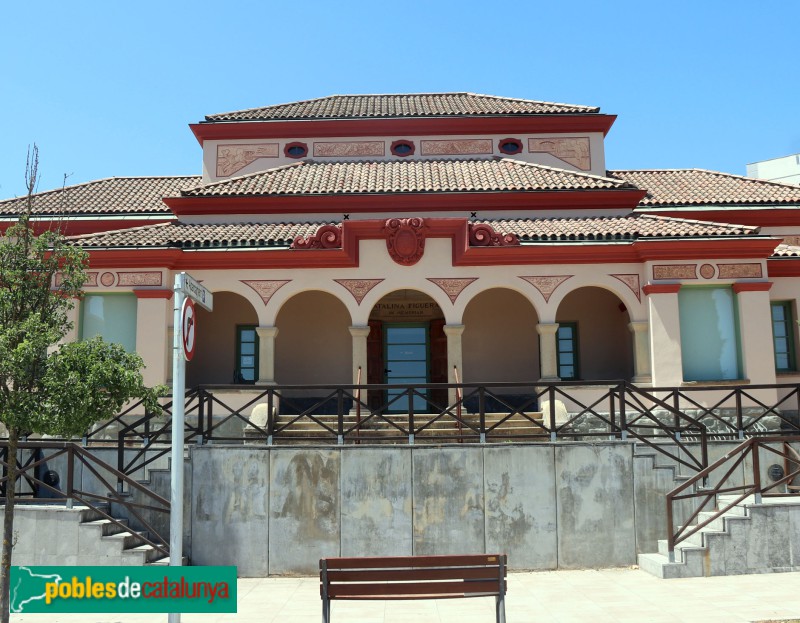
(187, 291, 259, 386)
(462, 287, 540, 383)
(554, 286, 634, 381)
(274, 290, 352, 385)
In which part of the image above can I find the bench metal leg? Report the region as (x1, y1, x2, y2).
(496, 594, 506, 623)
(322, 597, 330, 623)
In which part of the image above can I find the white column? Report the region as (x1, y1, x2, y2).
(443, 324, 465, 404)
(628, 321, 652, 384)
(255, 326, 279, 385)
(645, 284, 683, 387)
(734, 283, 777, 385)
(349, 326, 371, 409)
(536, 323, 560, 381)
(135, 291, 172, 386)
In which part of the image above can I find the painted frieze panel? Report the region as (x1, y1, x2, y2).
(781, 235, 800, 246)
(426, 278, 478, 304)
(313, 141, 385, 157)
(55, 271, 99, 287)
(334, 279, 384, 305)
(216, 143, 279, 177)
(117, 271, 163, 287)
(241, 280, 291, 306)
(717, 263, 763, 279)
(610, 274, 641, 302)
(419, 139, 493, 156)
(528, 137, 591, 170)
(652, 264, 697, 280)
(519, 275, 572, 303)
(384, 218, 426, 266)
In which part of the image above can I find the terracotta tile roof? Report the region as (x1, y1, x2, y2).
(180, 159, 634, 197)
(0, 176, 200, 217)
(67, 214, 757, 250)
(204, 93, 600, 122)
(772, 244, 800, 258)
(607, 169, 800, 207)
(481, 214, 758, 241)
(67, 221, 327, 248)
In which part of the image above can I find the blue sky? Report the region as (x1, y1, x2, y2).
(1, 0, 798, 198)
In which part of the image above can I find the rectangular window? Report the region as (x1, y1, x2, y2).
(80, 293, 137, 352)
(557, 323, 579, 380)
(678, 287, 741, 381)
(771, 301, 796, 372)
(236, 325, 259, 384)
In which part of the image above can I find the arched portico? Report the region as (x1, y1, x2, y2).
(187, 291, 259, 386)
(554, 286, 633, 381)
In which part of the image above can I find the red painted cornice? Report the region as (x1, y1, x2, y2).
(639, 208, 800, 228)
(767, 259, 800, 277)
(164, 188, 648, 216)
(82, 218, 780, 271)
(134, 289, 173, 299)
(732, 282, 772, 293)
(643, 284, 682, 295)
(189, 114, 617, 145)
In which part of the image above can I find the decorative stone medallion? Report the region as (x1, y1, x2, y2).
(334, 279, 384, 305)
(519, 275, 572, 303)
(427, 278, 478, 304)
(241, 280, 291, 306)
(699, 264, 715, 279)
(100, 272, 116, 287)
(384, 218, 426, 266)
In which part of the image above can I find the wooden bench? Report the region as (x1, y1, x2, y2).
(319, 553, 507, 623)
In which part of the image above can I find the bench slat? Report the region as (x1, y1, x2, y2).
(322, 554, 502, 570)
(328, 580, 502, 598)
(326, 567, 501, 582)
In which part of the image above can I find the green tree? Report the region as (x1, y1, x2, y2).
(0, 147, 163, 621)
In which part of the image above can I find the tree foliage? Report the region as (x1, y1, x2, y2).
(0, 147, 163, 621)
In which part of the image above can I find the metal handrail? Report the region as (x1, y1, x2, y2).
(665, 435, 800, 561)
(0, 442, 170, 558)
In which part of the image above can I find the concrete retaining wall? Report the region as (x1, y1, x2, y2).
(189, 441, 662, 576)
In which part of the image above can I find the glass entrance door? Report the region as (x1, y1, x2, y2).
(384, 324, 429, 412)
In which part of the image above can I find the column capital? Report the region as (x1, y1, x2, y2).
(536, 322, 560, 336)
(643, 283, 681, 295)
(732, 281, 772, 293)
(348, 325, 371, 338)
(628, 320, 649, 334)
(443, 324, 465, 337)
(256, 326, 279, 339)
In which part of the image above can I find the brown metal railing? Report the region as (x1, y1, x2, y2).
(0, 442, 170, 558)
(665, 436, 800, 561)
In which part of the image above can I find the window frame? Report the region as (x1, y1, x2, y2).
(556, 322, 579, 380)
(771, 301, 797, 373)
(235, 325, 259, 384)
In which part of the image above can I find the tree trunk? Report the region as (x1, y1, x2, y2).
(0, 427, 19, 623)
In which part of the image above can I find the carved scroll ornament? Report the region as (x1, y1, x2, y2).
(469, 223, 520, 247)
(291, 224, 343, 250)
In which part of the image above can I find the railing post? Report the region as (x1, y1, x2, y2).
(195, 390, 204, 443)
(619, 384, 628, 441)
(206, 389, 214, 444)
(337, 388, 344, 445)
(479, 386, 486, 444)
(117, 429, 125, 492)
(736, 388, 744, 439)
(666, 496, 675, 563)
(609, 384, 617, 440)
(408, 388, 415, 445)
(752, 439, 762, 504)
(66, 446, 74, 509)
(267, 389, 275, 446)
(548, 385, 557, 442)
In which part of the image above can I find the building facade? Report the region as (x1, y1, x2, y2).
(3, 93, 800, 417)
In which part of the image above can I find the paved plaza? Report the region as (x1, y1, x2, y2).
(10, 567, 800, 623)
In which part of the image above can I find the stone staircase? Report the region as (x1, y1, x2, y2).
(265, 410, 546, 443)
(12, 504, 169, 566)
(639, 494, 800, 578)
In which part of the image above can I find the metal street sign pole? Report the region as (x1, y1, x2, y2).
(168, 273, 212, 623)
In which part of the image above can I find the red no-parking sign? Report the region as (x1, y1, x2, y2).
(181, 298, 196, 361)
